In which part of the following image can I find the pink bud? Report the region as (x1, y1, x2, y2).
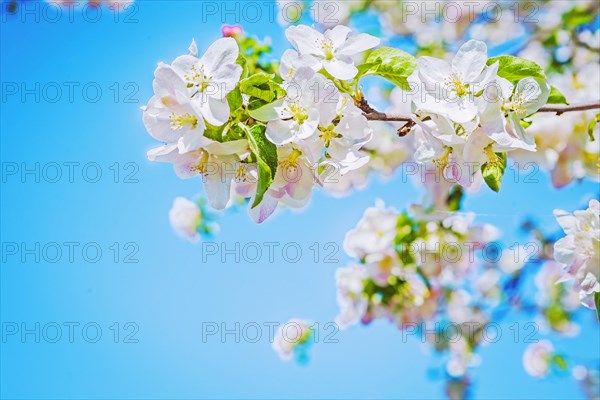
(221, 25, 243, 38)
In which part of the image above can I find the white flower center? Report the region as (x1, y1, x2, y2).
(185, 64, 211, 93)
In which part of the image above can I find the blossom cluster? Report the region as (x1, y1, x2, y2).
(142, 25, 385, 223)
(553, 199, 600, 309)
(334, 197, 505, 379)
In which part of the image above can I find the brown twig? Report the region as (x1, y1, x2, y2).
(362, 100, 600, 135)
(537, 101, 600, 116)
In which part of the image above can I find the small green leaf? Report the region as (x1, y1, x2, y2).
(247, 97, 284, 122)
(487, 56, 547, 82)
(240, 72, 286, 103)
(520, 119, 533, 129)
(226, 87, 243, 112)
(203, 123, 226, 143)
(361, 47, 417, 90)
(562, 6, 596, 29)
(552, 355, 568, 371)
(446, 185, 464, 212)
(547, 86, 569, 105)
(240, 123, 278, 208)
(595, 292, 600, 321)
(588, 113, 599, 142)
(236, 54, 249, 80)
(481, 152, 507, 193)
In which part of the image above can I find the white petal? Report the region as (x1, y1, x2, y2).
(266, 119, 295, 145)
(339, 33, 380, 56)
(188, 38, 198, 57)
(198, 37, 239, 75)
(212, 63, 243, 96)
(199, 96, 230, 126)
(324, 25, 352, 48)
(285, 25, 324, 56)
(323, 58, 358, 80)
(516, 78, 550, 115)
(452, 40, 488, 82)
(417, 57, 452, 85)
(204, 168, 232, 210)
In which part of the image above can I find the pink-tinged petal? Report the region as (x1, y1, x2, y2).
(249, 192, 280, 224)
(322, 58, 358, 80)
(285, 162, 314, 201)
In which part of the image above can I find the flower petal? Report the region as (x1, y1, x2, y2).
(285, 25, 324, 56)
(323, 58, 358, 80)
(198, 37, 239, 75)
(452, 40, 488, 82)
(339, 33, 380, 56)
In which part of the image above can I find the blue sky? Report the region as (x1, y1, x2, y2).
(1, 1, 599, 399)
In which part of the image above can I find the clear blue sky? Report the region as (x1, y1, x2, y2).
(1, 1, 599, 399)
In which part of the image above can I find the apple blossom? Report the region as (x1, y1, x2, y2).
(522, 340, 554, 378)
(343, 199, 398, 259)
(553, 199, 600, 309)
(171, 38, 242, 126)
(409, 40, 497, 124)
(285, 24, 380, 80)
(169, 197, 203, 242)
(272, 319, 314, 363)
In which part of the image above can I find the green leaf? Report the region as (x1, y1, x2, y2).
(247, 97, 284, 122)
(240, 72, 286, 103)
(588, 113, 599, 142)
(487, 56, 547, 82)
(361, 47, 417, 90)
(446, 185, 464, 212)
(240, 123, 278, 208)
(552, 355, 568, 371)
(547, 86, 569, 105)
(226, 87, 243, 111)
(236, 54, 249, 80)
(595, 292, 600, 321)
(203, 123, 226, 143)
(562, 6, 596, 29)
(481, 152, 507, 193)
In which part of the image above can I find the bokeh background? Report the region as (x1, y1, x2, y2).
(1, 0, 599, 399)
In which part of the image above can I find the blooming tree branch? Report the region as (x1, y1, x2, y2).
(361, 100, 600, 123)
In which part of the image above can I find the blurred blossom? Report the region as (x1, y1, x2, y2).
(523, 340, 555, 377)
(553, 199, 600, 309)
(272, 319, 314, 364)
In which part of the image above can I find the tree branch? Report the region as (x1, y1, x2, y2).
(361, 100, 600, 135)
(537, 101, 600, 115)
